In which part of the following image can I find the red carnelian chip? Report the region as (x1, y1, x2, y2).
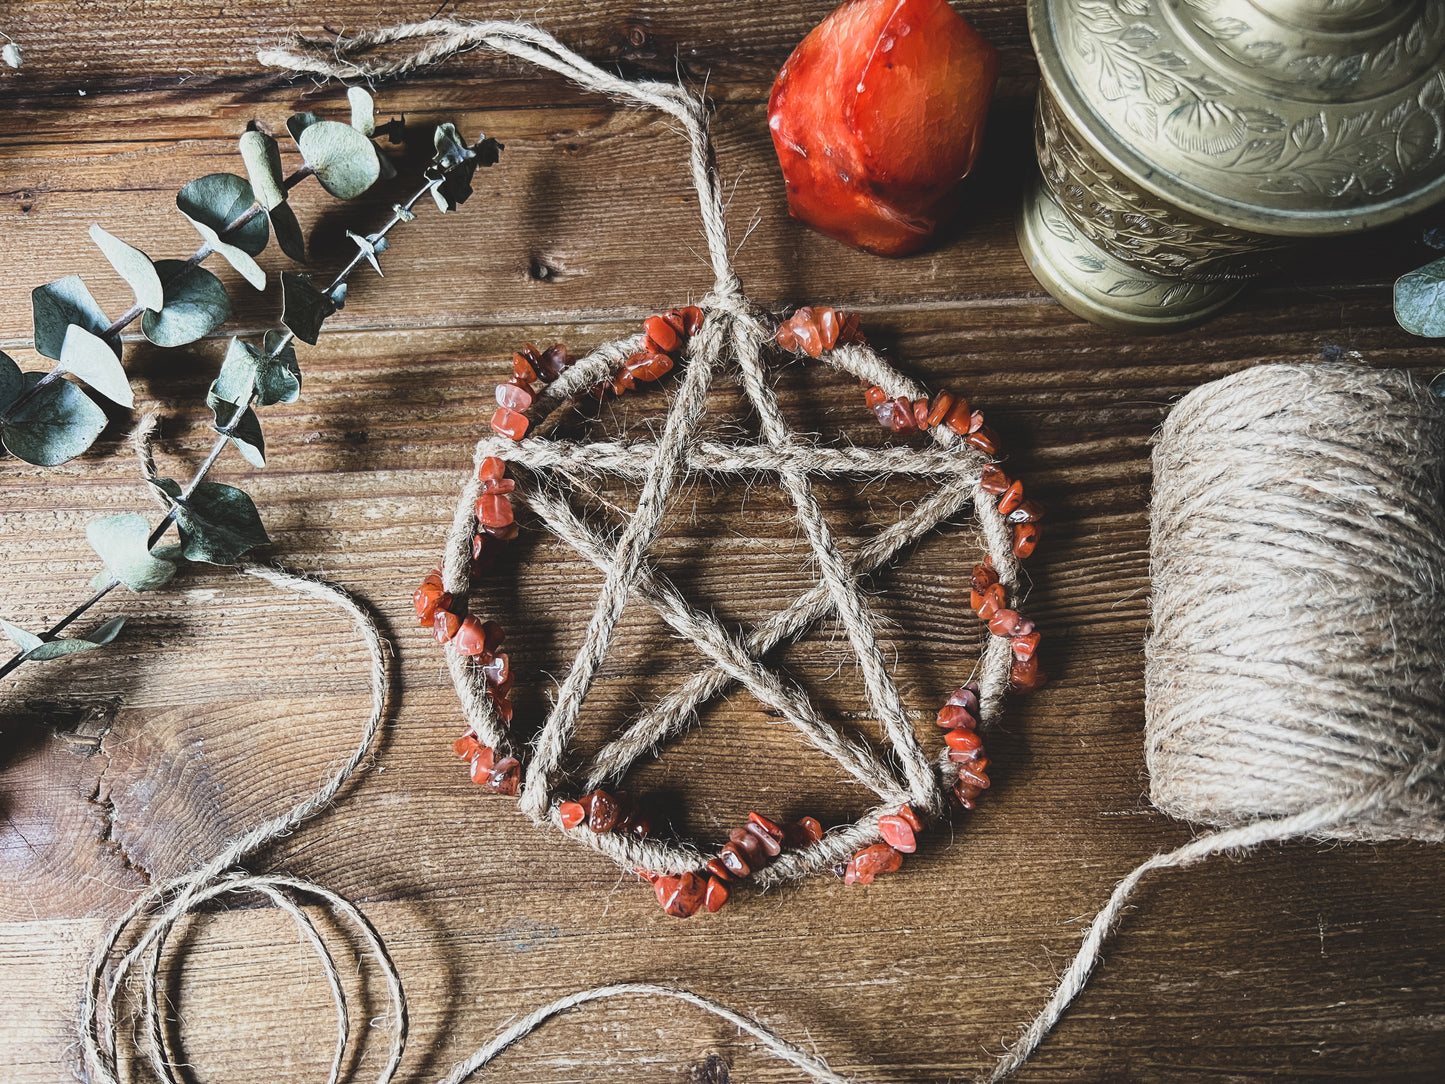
(977, 582, 1006, 620)
(957, 758, 991, 790)
(662, 309, 688, 336)
(797, 816, 824, 843)
(469, 752, 494, 785)
(817, 307, 841, 351)
(643, 315, 682, 355)
(898, 804, 924, 833)
(844, 842, 904, 885)
(775, 323, 799, 351)
(719, 842, 751, 878)
(513, 353, 538, 383)
(912, 399, 930, 429)
(730, 826, 767, 865)
(1013, 521, 1040, 559)
(635, 868, 662, 884)
(745, 822, 783, 857)
(944, 399, 973, 435)
(453, 733, 481, 759)
(936, 703, 976, 729)
(865, 385, 889, 409)
(748, 812, 784, 842)
(967, 410, 985, 434)
(890, 397, 918, 434)
(627, 352, 674, 381)
(967, 426, 1000, 455)
(481, 651, 510, 689)
(988, 608, 1021, 637)
(476, 493, 514, 530)
(491, 407, 529, 441)
(952, 779, 983, 809)
(877, 814, 917, 853)
(1012, 630, 1041, 660)
(537, 344, 571, 381)
(491, 696, 514, 725)
(433, 609, 460, 644)
(488, 756, 522, 796)
(948, 682, 981, 710)
(585, 789, 619, 832)
(945, 728, 984, 756)
(679, 306, 705, 335)
(559, 801, 586, 829)
(414, 582, 447, 626)
(706, 858, 732, 881)
(496, 380, 535, 411)
(970, 563, 998, 592)
(979, 465, 1009, 494)
(793, 312, 824, 357)
(481, 620, 505, 655)
(998, 480, 1025, 516)
(453, 616, 491, 658)
(926, 391, 955, 428)
(1011, 653, 1045, 691)
(767, 0, 999, 255)
(655, 872, 707, 918)
(704, 875, 730, 913)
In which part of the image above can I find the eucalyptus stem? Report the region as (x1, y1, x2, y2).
(0, 170, 450, 680)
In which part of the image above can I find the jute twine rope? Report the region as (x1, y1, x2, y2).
(264, 19, 1019, 882)
(988, 360, 1445, 1078)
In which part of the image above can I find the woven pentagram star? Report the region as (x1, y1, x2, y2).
(440, 298, 1022, 889)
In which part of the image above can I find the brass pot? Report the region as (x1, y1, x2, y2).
(1017, 0, 1445, 331)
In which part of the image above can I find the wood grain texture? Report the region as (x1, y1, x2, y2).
(2, 2, 1444, 1082)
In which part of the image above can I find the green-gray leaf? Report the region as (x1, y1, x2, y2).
(32, 275, 118, 360)
(269, 201, 306, 262)
(60, 324, 133, 408)
(176, 173, 270, 257)
(286, 111, 321, 143)
(1, 372, 108, 465)
(0, 352, 23, 411)
(89, 225, 165, 312)
(238, 130, 287, 211)
(153, 477, 270, 564)
(1395, 256, 1445, 337)
(281, 272, 336, 345)
(86, 513, 177, 592)
(214, 335, 301, 408)
(21, 615, 126, 662)
(298, 119, 380, 200)
(348, 86, 375, 137)
(207, 390, 266, 467)
(0, 618, 42, 654)
(142, 261, 232, 347)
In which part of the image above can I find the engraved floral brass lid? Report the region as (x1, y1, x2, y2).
(1029, 0, 1445, 237)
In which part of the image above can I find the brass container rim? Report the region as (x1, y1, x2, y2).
(1027, 0, 1445, 238)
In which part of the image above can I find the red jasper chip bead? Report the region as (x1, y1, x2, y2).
(469, 750, 496, 785)
(704, 876, 730, 913)
(706, 857, 732, 882)
(478, 456, 506, 483)
(1013, 522, 1040, 559)
(1012, 630, 1040, 660)
(679, 306, 705, 336)
(998, 480, 1025, 516)
(536, 343, 572, 381)
(844, 842, 903, 885)
(643, 314, 682, 355)
(432, 609, 460, 644)
(890, 397, 918, 435)
(512, 351, 539, 383)
(877, 813, 917, 853)
(925, 391, 955, 428)
(1008, 500, 1043, 525)
(491, 407, 529, 441)
(496, 379, 535, 412)
(476, 493, 514, 531)
(936, 702, 976, 729)
(414, 571, 447, 626)
(719, 842, 751, 878)
(967, 425, 1000, 455)
(454, 733, 482, 760)
(945, 728, 984, 757)
(979, 465, 1009, 495)
(944, 399, 973, 435)
(558, 801, 586, 829)
(1011, 653, 1045, 691)
(583, 789, 620, 833)
(976, 582, 1006, 621)
(988, 608, 1022, 637)
(912, 399, 930, 430)
(748, 812, 784, 844)
(487, 756, 522, 796)
(655, 872, 707, 918)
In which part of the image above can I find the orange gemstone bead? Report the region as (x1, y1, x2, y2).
(414, 571, 446, 625)
(432, 609, 460, 644)
(719, 842, 751, 878)
(925, 391, 954, 428)
(865, 385, 889, 409)
(453, 733, 482, 760)
(877, 813, 917, 853)
(487, 756, 521, 796)
(643, 314, 682, 355)
(655, 872, 707, 918)
(706, 858, 732, 881)
(537, 343, 571, 381)
(936, 703, 975, 729)
(945, 728, 984, 757)
(559, 801, 586, 829)
(496, 379, 535, 411)
(979, 464, 1009, 494)
(1012, 521, 1039, 558)
(977, 582, 1006, 620)
(944, 398, 972, 435)
(1011, 653, 1045, 691)
(491, 407, 529, 441)
(998, 480, 1024, 516)
(1012, 630, 1040, 660)
(453, 616, 491, 658)
(988, 608, 1022, 637)
(956, 758, 991, 791)
(912, 399, 930, 429)
(476, 493, 514, 530)
(844, 842, 904, 885)
(704, 875, 730, 913)
(583, 789, 619, 832)
(967, 425, 1000, 455)
(897, 804, 924, 832)
(469, 749, 496, 785)
(679, 306, 705, 335)
(890, 396, 918, 434)
(748, 812, 784, 843)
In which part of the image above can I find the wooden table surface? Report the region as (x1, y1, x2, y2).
(3, 2, 1443, 1082)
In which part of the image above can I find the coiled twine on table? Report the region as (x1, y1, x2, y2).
(1147, 361, 1445, 841)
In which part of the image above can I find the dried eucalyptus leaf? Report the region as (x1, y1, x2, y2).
(0, 352, 22, 411)
(89, 225, 164, 312)
(259, 335, 302, 405)
(142, 260, 232, 348)
(286, 111, 321, 143)
(0, 618, 42, 654)
(59, 324, 133, 408)
(22, 615, 126, 661)
(176, 173, 269, 257)
(154, 477, 270, 565)
(207, 390, 266, 467)
(348, 86, 375, 137)
(298, 119, 380, 200)
(281, 272, 335, 345)
(213, 336, 301, 408)
(239, 130, 288, 211)
(269, 200, 306, 262)
(1395, 256, 1445, 337)
(86, 513, 177, 592)
(208, 234, 267, 291)
(32, 275, 117, 360)
(1, 372, 108, 465)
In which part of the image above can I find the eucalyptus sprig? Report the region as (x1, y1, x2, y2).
(1394, 253, 1445, 396)
(0, 106, 501, 679)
